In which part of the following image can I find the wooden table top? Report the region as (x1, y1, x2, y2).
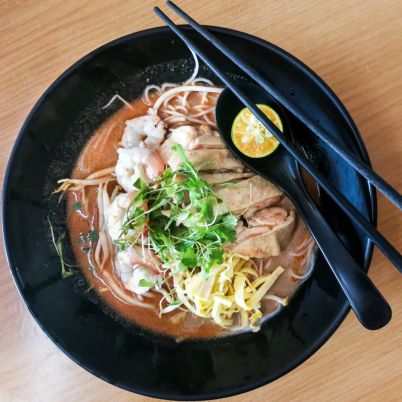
(1, 1, 401, 401)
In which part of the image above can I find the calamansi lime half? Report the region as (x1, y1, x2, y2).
(231, 104, 282, 158)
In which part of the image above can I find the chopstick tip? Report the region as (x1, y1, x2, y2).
(167, 1, 178, 11)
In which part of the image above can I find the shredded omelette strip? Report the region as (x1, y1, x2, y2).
(173, 253, 286, 331)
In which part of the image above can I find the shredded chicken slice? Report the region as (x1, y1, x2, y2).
(247, 207, 288, 229)
(189, 125, 226, 150)
(160, 125, 237, 171)
(167, 148, 244, 171)
(215, 175, 282, 215)
(200, 172, 254, 185)
(227, 209, 296, 258)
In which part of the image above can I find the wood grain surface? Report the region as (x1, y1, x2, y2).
(1, 1, 401, 401)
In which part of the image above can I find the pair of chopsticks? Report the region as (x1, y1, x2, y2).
(154, 1, 402, 274)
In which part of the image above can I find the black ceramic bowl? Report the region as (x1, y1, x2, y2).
(2, 26, 375, 400)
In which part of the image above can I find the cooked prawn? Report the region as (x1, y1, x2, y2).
(115, 246, 162, 295)
(106, 191, 137, 242)
(121, 110, 166, 149)
(115, 147, 165, 192)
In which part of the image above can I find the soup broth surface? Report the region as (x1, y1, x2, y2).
(67, 95, 315, 339)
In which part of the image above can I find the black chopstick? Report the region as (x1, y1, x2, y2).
(153, 5, 402, 274)
(166, 0, 402, 213)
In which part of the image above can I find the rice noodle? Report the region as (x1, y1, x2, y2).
(152, 85, 223, 112)
(109, 184, 121, 203)
(98, 184, 105, 229)
(258, 259, 264, 276)
(54, 165, 115, 214)
(161, 110, 215, 127)
(261, 305, 281, 321)
(102, 183, 111, 212)
(56, 177, 112, 187)
(201, 91, 208, 104)
(142, 85, 161, 105)
(162, 95, 177, 110)
(173, 105, 189, 113)
(181, 90, 191, 107)
(94, 183, 105, 270)
(80, 187, 87, 210)
(54, 177, 115, 195)
(191, 77, 214, 85)
(102, 94, 133, 110)
(163, 116, 186, 124)
(106, 234, 114, 261)
(102, 271, 153, 308)
(161, 83, 177, 91)
(190, 106, 215, 118)
(94, 237, 102, 271)
(203, 114, 216, 126)
(162, 108, 215, 122)
(289, 236, 314, 257)
(178, 115, 216, 126)
(147, 78, 222, 128)
(289, 252, 315, 280)
(85, 166, 115, 180)
(154, 287, 177, 305)
(93, 183, 115, 272)
(192, 104, 212, 111)
(264, 294, 288, 305)
(99, 232, 110, 270)
(263, 257, 272, 271)
(184, 48, 199, 84)
(161, 303, 182, 314)
(289, 238, 315, 258)
(166, 104, 177, 111)
(141, 291, 156, 298)
(162, 110, 188, 117)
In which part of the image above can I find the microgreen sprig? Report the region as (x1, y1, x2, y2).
(116, 144, 237, 274)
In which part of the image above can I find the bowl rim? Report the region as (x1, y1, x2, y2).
(2, 25, 377, 400)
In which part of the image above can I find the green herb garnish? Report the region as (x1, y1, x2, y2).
(88, 230, 98, 242)
(47, 217, 75, 279)
(116, 144, 237, 274)
(138, 279, 156, 287)
(79, 230, 98, 244)
(73, 201, 82, 211)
